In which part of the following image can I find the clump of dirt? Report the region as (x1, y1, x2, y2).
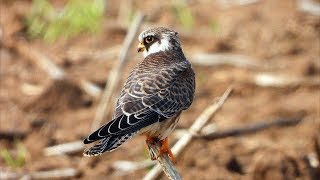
(251, 149, 304, 180)
(24, 79, 93, 114)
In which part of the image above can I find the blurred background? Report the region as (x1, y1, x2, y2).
(0, 0, 319, 179)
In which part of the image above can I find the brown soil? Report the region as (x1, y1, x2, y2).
(0, 0, 319, 179)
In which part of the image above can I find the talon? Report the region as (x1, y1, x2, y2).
(158, 138, 176, 164)
(146, 136, 156, 144)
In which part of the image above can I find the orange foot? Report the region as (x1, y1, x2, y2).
(145, 136, 156, 144)
(158, 138, 176, 164)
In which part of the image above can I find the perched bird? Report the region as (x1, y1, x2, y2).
(83, 27, 195, 162)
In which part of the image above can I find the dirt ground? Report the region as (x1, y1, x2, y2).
(0, 0, 319, 179)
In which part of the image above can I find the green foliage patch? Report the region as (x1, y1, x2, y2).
(0, 140, 28, 168)
(26, 0, 105, 42)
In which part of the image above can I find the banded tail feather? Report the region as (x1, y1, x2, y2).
(83, 112, 166, 145)
(83, 133, 135, 156)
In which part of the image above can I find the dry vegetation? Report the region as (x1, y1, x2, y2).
(0, 0, 319, 179)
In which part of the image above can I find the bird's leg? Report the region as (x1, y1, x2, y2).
(158, 137, 176, 163)
(145, 135, 157, 160)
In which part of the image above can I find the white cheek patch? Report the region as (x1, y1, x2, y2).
(143, 39, 171, 58)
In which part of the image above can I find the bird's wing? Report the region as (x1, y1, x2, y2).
(84, 60, 195, 144)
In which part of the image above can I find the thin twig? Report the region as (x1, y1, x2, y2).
(314, 135, 320, 165)
(297, 0, 320, 16)
(198, 117, 303, 140)
(214, 71, 320, 87)
(304, 153, 320, 180)
(112, 160, 156, 175)
(4, 40, 102, 97)
(216, 0, 260, 8)
(117, 0, 133, 25)
(190, 53, 270, 69)
(44, 140, 84, 156)
(0, 168, 79, 180)
(143, 87, 233, 180)
(66, 45, 121, 62)
(253, 73, 320, 87)
(91, 12, 145, 131)
(12, 41, 65, 80)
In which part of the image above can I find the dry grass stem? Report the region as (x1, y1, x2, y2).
(66, 45, 121, 62)
(297, 0, 320, 15)
(112, 160, 156, 175)
(91, 12, 145, 131)
(44, 140, 84, 156)
(0, 168, 79, 180)
(254, 73, 320, 87)
(190, 53, 269, 69)
(4, 40, 102, 97)
(198, 117, 303, 140)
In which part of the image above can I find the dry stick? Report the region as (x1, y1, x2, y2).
(112, 160, 156, 175)
(297, 0, 320, 16)
(66, 45, 121, 61)
(216, 0, 259, 8)
(28, 168, 79, 179)
(214, 71, 320, 88)
(304, 153, 320, 179)
(91, 12, 145, 131)
(0, 168, 79, 180)
(146, 140, 182, 180)
(198, 117, 303, 140)
(253, 73, 320, 87)
(314, 135, 320, 165)
(5, 40, 102, 97)
(44, 141, 84, 156)
(190, 53, 270, 70)
(143, 87, 233, 180)
(117, 0, 133, 25)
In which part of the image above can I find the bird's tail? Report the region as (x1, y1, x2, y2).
(83, 133, 136, 156)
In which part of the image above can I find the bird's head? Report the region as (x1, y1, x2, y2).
(137, 27, 181, 58)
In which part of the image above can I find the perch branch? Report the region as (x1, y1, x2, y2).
(91, 12, 145, 131)
(143, 87, 233, 180)
(146, 140, 182, 180)
(198, 117, 303, 140)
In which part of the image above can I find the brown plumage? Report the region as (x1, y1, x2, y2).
(83, 27, 195, 161)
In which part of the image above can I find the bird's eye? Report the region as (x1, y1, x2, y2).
(145, 36, 154, 44)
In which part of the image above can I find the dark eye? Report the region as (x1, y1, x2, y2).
(145, 36, 154, 44)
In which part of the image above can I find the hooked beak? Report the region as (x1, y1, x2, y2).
(137, 42, 145, 52)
